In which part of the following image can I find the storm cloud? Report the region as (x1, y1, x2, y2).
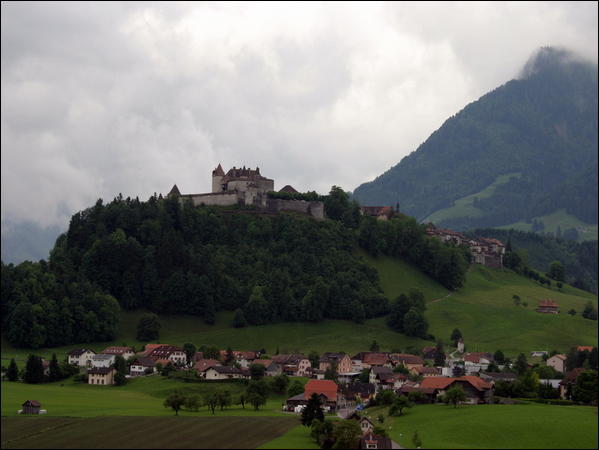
(2, 1, 597, 229)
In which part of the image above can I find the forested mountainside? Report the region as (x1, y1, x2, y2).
(1, 189, 469, 349)
(353, 47, 598, 230)
(465, 228, 598, 294)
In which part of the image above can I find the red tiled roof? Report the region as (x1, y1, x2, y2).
(304, 380, 338, 402)
(363, 353, 389, 366)
(416, 367, 440, 375)
(463, 352, 493, 363)
(391, 354, 423, 365)
(458, 376, 493, 391)
(193, 359, 220, 372)
(419, 376, 492, 392)
(577, 346, 595, 352)
(538, 299, 558, 308)
(141, 344, 164, 357)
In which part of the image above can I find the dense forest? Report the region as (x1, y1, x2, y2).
(353, 47, 598, 229)
(1, 187, 469, 349)
(465, 228, 598, 294)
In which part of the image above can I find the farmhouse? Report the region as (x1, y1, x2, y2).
(546, 354, 567, 373)
(463, 352, 494, 374)
(193, 359, 221, 376)
(130, 357, 157, 376)
(67, 348, 96, 367)
(250, 359, 282, 377)
(339, 382, 376, 405)
(271, 354, 311, 376)
(351, 352, 392, 371)
(88, 367, 116, 385)
(369, 366, 394, 386)
(389, 353, 424, 373)
(21, 400, 41, 414)
(319, 353, 353, 374)
(419, 376, 493, 404)
(205, 366, 248, 380)
(219, 350, 258, 368)
(536, 299, 559, 314)
(285, 380, 341, 412)
(102, 346, 135, 360)
(145, 345, 187, 366)
(414, 366, 441, 377)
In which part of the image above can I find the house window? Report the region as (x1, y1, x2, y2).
(366, 445, 377, 449)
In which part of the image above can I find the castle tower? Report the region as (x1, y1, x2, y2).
(212, 163, 225, 192)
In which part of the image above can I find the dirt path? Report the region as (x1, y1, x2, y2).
(429, 292, 453, 303)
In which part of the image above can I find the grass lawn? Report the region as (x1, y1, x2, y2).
(1, 416, 299, 449)
(258, 424, 320, 449)
(366, 403, 598, 449)
(1, 376, 295, 418)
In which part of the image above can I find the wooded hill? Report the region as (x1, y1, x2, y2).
(353, 47, 598, 232)
(1, 188, 469, 349)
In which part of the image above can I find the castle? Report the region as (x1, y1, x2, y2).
(168, 164, 324, 219)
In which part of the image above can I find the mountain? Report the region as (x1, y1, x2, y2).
(353, 47, 598, 234)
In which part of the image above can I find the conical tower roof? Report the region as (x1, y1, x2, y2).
(168, 184, 181, 197)
(212, 163, 225, 176)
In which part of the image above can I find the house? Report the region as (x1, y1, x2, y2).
(141, 344, 165, 357)
(102, 346, 135, 360)
(389, 353, 424, 373)
(145, 345, 187, 366)
(21, 400, 41, 414)
(536, 299, 559, 314)
(219, 350, 258, 368)
(67, 348, 96, 367)
(347, 412, 375, 434)
(339, 382, 376, 406)
(421, 346, 437, 360)
(272, 354, 311, 376)
(369, 366, 394, 386)
(250, 359, 282, 377)
(414, 376, 493, 404)
(130, 357, 157, 376)
(91, 354, 116, 368)
(359, 432, 393, 450)
(286, 380, 340, 412)
(351, 352, 391, 371)
(415, 366, 441, 377)
(463, 352, 494, 374)
(193, 359, 221, 376)
(546, 354, 567, 373)
(559, 368, 585, 399)
(319, 353, 353, 374)
(478, 372, 517, 384)
(577, 346, 595, 352)
(87, 367, 116, 385)
(205, 366, 248, 380)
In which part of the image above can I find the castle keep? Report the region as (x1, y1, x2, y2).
(168, 164, 324, 219)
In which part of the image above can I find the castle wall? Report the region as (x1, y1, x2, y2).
(266, 198, 324, 220)
(181, 193, 239, 207)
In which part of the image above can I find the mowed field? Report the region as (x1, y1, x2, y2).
(366, 403, 598, 449)
(1, 416, 299, 449)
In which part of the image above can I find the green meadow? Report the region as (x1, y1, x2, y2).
(365, 403, 598, 449)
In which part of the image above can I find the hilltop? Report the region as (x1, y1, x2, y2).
(353, 47, 598, 236)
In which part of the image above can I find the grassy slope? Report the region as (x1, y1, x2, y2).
(367, 403, 598, 449)
(424, 173, 520, 223)
(258, 425, 320, 449)
(1, 416, 299, 449)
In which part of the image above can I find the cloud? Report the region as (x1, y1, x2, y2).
(1, 1, 597, 228)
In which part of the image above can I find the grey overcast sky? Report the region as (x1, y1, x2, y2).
(1, 1, 597, 229)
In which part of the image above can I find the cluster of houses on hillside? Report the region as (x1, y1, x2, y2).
(425, 226, 505, 268)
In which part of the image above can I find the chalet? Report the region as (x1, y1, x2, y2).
(145, 345, 187, 366)
(285, 379, 341, 412)
(536, 299, 559, 314)
(102, 346, 135, 360)
(419, 376, 493, 404)
(21, 400, 41, 414)
(319, 353, 353, 374)
(546, 354, 567, 373)
(193, 359, 221, 376)
(369, 366, 394, 386)
(389, 353, 424, 373)
(339, 382, 376, 406)
(347, 412, 375, 434)
(559, 368, 585, 400)
(359, 432, 393, 450)
(219, 350, 258, 368)
(463, 352, 494, 374)
(351, 352, 391, 371)
(91, 354, 116, 368)
(67, 348, 96, 367)
(129, 357, 157, 376)
(205, 366, 248, 380)
(88, 367, 116, 385)
(272, 354, 311, 376)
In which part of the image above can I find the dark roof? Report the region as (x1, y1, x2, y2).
(22, 400, 41, 407)
(339, 382, 376, 397)
(132, 357, 156, 367)
(212, 164, 225, 176)
(359, 433, 393, 449)
(68, 348, 95, 356)
(319, 352, 347, 363)
(209, 366, 244, 374)
(168, 184, 181, 196)
(479, 372, 517, 381)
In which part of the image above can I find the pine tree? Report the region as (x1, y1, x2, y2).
(48, 353, 63, 382)
(7, 358, 19, 381)
(301, 393, 325, 426)
(24, 355, 45, 384)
